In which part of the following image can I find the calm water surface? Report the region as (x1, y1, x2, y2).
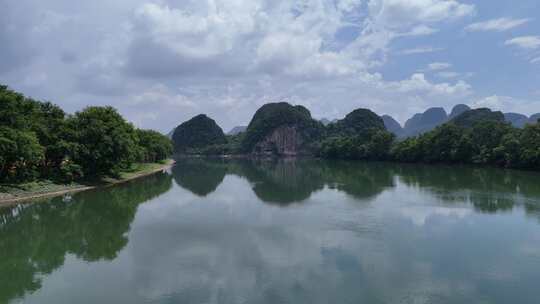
(2, 159, 540, 304)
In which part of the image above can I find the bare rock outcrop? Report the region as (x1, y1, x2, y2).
(252, 125, 305, 156)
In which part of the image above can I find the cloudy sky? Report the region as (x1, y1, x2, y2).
(1, 0, 539, 132)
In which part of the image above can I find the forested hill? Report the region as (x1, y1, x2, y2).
(0, 85, 173, 184)
(171, 102, 540, 171)
(172, 114, 227, 153)
(4, 81, 539, 178)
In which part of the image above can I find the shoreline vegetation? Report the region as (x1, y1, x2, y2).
(171, 102, 540, 172)
(0, 159, 175, 206)
(1, 85, 174, 204)
(3, 81, 540, 206)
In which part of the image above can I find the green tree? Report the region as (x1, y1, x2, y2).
(494, 130, 522, 168)
(418, 124, 469, 163)
(241, 103, 323, 153)
(172, 114, 227, 153)
(136, 129, 173, 162)
(391, 137, 422, 162)
(66, 106, 139, 177)
(0, 85, 74, 181)
(469, 121, 513, 165)
(0, 127, 44, 181)
(519, 122, 540, 170)
(319, 129, 394, 160)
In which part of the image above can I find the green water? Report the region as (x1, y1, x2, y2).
(2, 159, 540, 304)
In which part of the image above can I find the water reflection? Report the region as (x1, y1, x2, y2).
(173, 158, 395, 205)
(2, 160, 540, 304)
(394, 164, 540, 213)
(0, 172, 172, 303)
(172, 159, 227, 197)
(230, 159, 325, 205)
(172, 158, 540, 213)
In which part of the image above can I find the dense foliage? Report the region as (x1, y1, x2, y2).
(136, 129, 173, 163)
(327, 108, 386, 136)
(240, 102, 323, 153)
(64, 106, 141, 178)
(318, 108, 394, 160)
(392, 118, 540, 170)
(449, 108, 504, 128)
(315, 107, 540, 170)
(171, 103, 540, 171)
(172, 114, 227, 153)
(0, 85, 172, 183)
(319, 129, 395, 160)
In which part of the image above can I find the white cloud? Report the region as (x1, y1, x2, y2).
(505, 36, 540, 49)
(390, 73, 471, 96)
(465, 17, 530, 32)
(254, 32, 356, 78)
(399, 46, 444, 55)
(436, 71, 473, 79)
(128, 84, 197, 108)
(399, 25, 439, 36)
(472, 95, 540, 115)
(357, 0, 473, 67)
(256, 33, 322, 68)
(531, 57, 540, 64)
(400, 206, 471, 227)
(367, 0, 475, 29)
(427, 62, 452, 71)
(133, 2, 258, 59)
(0, 0, 483, 132)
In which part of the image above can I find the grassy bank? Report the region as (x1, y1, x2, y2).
(0, 159, 175, 205)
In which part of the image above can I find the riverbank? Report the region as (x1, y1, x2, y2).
(0, 159, 175, 206)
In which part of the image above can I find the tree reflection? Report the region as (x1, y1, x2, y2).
(172, 158, 395, 205)
(0, 171, 173, 303)
(172, 158, 228, 197)
(3, 159, 540, 303)
(320, 161, 395, 201)
(171, 158, 540, 214)
(394, 164, 540, 213)
(229, 159, 325, 206)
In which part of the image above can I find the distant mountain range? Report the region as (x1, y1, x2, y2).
(167, 104, 540, 146)
(168, 102, 540, 171)
(381, 104, 540, 138)
(319, 118, 338, 126)
(227, 126, 247, 135)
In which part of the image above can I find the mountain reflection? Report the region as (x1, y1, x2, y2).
(229, 159, 326, 205)
(172, 158, 397, 205)
(0, 172, 173, 303)
(2, 160, 540, 303)
(173, 158, 395, 205)
(172, 158, 540, 213)
(172, 158, 228, 197)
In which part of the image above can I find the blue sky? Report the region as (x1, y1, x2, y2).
(381, 0, 539, 99)
(1, 0, 539, 132)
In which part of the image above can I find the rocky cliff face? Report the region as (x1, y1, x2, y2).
(252, 125, 305, 156)
(241, 102, 323, 155)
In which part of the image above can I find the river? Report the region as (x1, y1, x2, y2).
(2, 158, 540, 303)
